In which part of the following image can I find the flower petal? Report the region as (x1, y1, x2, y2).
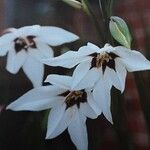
(6, 49, 27, 74)
(45, 74, 72, 89)
(40, 26, 79, 46)
(78, 43, 100, 55)
(42, 43, 98, 69)
(87, 91, 101, 115)
(28, 45, 53, 61)
(99, 43, 114, 53)
(80, 103, 98, 119)
(73, 67, 100, 90)
(68, 110, 88, 150)
(42, 50, 90, 68)
(115, 58, 127, 92)
(0, 41, 13, 56)
(104, 67, 122, 92)
(36, 26, 79, 46)
(93, 79, 113, 123)
(46, 104, 66, 138)
(0, 32, 15, 46)
(47, 106, 76, 139)
(71, 61, 91, 90)
(35, 40, 54, 58)
(16, 25, 41, 37)
(22, 55, 44, 87)
(113, 46, 150, 72)
(7, 86, 63, 111)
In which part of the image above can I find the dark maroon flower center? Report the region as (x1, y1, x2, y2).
(59, 90, 87, 109)
(90, 52, 119, 73)
(14, 36, 36, 52)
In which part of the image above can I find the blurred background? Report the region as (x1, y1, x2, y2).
(0, 0, 150, 150)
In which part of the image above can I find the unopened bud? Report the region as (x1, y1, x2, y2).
(109, 16, 132, 48)
(62, 0, 82, 9)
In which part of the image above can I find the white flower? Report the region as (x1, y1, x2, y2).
(7, 74, 101, 150)
(0, 25, 79, 87)
(42, 42, 150, 92)
(42, 43, 150, 123)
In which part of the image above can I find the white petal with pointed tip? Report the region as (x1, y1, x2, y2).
(37, 26, 79, 46)
(42, 51, 90, 68)
(22, 55, 44, 87)
(93, 80, 113, 123)
(45, 74, 72, 89)
(7, 86, 64, 111)
(87, 91, 101, 115)
(100, 44, 114, 53)
(73, 67, 100, 90)
(80, 103, 98, 119)
(115, 58, 127, 92)
(48, 106, 76, 139)
(114, 46, 150, 72)
(6, 49, 27, 74)
(87, 42, 101, 52)
(46, 104, 66, 139)
(7, 96, 62, 111)
(71, 61, 91, 90)
(68, 111, 88, 150)
(104, 67, 122, 91)
(78, 44, 99, 55)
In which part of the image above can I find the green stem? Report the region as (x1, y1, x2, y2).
(98, 0, 114, 44)
(99, 0, 132, 149)
(111, 88, 133, 150)
(82, 0, 105, 45)
(134, 72, 150, 132)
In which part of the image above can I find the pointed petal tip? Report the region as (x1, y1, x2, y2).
(45, 134, 50, 139)
(87, 42, 97, 48)
(74, 34, 80, 40)
(44, 77, 49, 83)
(109, 118, 113, 124)
(45, 134, 55, 140)
(6, 103, 16, 111)
(121, 89, 124, 94)
(104, 113, 113, 124)
(6, 105, 10, 110)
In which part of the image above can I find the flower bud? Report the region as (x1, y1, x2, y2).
(109, 16, 132, 48)
(62, 0, 82, 9)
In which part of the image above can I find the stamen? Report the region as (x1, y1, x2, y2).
(96, 53, 112, 68)
(65, 91, 83, 103)
(90, 52, 119, 73)
(59, 90, 87, 109)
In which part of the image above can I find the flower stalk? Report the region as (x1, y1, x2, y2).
(99, 0, 132, 149)
(81, 0, 105, 45)
(99, 0, 114, 44)
(134, 72, 150, 133)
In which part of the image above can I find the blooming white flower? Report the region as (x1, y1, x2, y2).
(0, 25, 79, 87)
(42, 42, 150, 92)
(7, 74, 101, 150)
(42, 43, 150, 122)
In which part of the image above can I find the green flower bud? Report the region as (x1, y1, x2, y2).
(62, 0, 82, 9)
(109, 16, 132, 48)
